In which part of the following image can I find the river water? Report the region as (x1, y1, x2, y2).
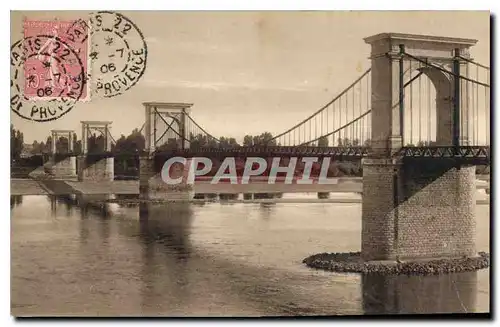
(11, 193, 490, 316)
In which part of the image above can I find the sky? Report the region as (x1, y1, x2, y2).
(10, 11, 490, 144)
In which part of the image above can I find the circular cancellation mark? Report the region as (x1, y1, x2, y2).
(10, 35, 85, 122)
(88, 11, 148, 98)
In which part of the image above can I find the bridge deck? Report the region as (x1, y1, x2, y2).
(44, 146, 490, 164)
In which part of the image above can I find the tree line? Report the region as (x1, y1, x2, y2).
(12, 126, 287, 157)
(11, 124, 24, 161)
(9, 123, 490, 175)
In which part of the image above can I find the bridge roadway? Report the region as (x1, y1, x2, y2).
(11, 176, 490, 196)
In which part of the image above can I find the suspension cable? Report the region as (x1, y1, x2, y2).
(301, 67, 426, 146)
(402, 52, 489, 88)
(300, 110, 371, 146)
(185, 114, 221, 143)
(154, 109, 185, 141)
(457, 55, 490, 70)
(269, 69, 371, 142)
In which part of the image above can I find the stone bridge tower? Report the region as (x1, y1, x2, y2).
(140, 102, 195, 201)
(362, 33, 478, 261)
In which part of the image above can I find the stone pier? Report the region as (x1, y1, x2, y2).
(139, 155, 194, 201)
(361, 158, 476, 261)
(77, 156, 114, 181)
(46, 130, 77, 179)
(139, 102, 194, 201)
(77, 121, 114, 182)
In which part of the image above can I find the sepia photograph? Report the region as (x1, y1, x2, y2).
(9, 8, 491, 318)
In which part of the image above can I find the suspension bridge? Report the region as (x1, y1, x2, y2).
(31, 32, 490, 190)
(82, 50, 490, 161)
(24, 32, 490, 264)
(47, 34, 489, 162)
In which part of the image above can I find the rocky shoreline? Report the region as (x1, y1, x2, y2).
(303, 251, 490, 275)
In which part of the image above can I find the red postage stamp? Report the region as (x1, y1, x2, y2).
(22, 19, 90, 101)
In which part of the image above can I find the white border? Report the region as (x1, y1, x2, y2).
(4, 1, 498, 326)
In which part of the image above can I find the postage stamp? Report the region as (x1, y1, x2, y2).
(10, 34, 86, 122)
(22, 19, 90, 101)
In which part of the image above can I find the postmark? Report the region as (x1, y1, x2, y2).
(10, 35, 85, 122)
(23, 19, 90, 101)
(69, 11, 148, 98)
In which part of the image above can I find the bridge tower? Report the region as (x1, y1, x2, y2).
(139, 102, 194, 201)
(77, 121, 114, 182)
(362, 33, 478, 261)
(143, 102, 192, 152)
(45, 129, 77, 179)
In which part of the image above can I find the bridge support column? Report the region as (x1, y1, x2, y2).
(77, 156, 114, 182)
(45, 130, 77, 179)
(48, 155, 77, 179)
(139, 155, 194, 201)
(77, 121, 114, 182)
(361, 158, 476, 261)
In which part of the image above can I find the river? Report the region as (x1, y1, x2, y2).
(10, 193, 490, 316)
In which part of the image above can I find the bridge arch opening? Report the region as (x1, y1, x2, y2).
(402, 65, 442, 147)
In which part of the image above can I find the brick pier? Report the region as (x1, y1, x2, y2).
(362, 158, 475, 260)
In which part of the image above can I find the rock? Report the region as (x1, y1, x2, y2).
(302, 251, 490, 276)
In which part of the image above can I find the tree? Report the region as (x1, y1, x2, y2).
(45, 135, 53, 153)
(10, 124, 24, 161)
(252, 132, 276, 146)
(219, 136, 240, 148)
(189, 133, 208, 148)
(243, 135, 254, 147)
(72, 133, 82, 154)
(127, 128, 145, 152)
(39, 141, 46, 153)
(207, 137, 218, 148)
(87, 133, 105, 153)
(318, 136, 329, 147)
(156, 138, 180, 151)
(113, 128, 146, 153)
(55, 136, 69, 154)
(31, 140, 39, 154)
(337, 137, 350, 146)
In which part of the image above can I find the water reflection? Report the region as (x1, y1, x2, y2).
(138, 202, 193, 260)
(259, 203, 275, 220)
(48, 195, 75, 217)
(362, 272, 478, 314)
(11, 195, 489, 316)
(138, 203, 194, 314)
(10, 195, 23, 209)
